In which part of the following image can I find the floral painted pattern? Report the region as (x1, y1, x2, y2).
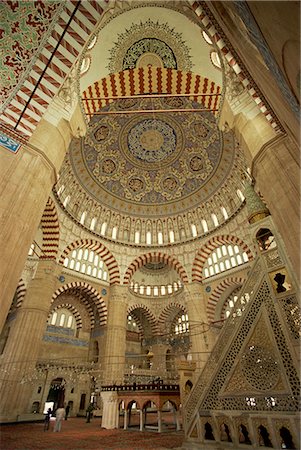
(0, 1, 61, 103)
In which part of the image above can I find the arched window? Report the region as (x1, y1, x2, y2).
(100, 222, 107, 236)
(65, 248, 108, 281)
(139, 285, 144, 295)
(59, 314, 65, 327)
(211, 213, 219, 227)
(67, 315, 73, 328)
(135, 231, 140, 244)
(112, 226, 117, 239)
(237, 189, 245, 202)
(191, 224, 197, 237)
(153, 286, 159, 296)
(80, 211, 86, 225)
(146, 231, 152, 245)
(90, 217, 96, 231)
(57, 185, 65, 196)
(221, 207, 228, 220)
(158, 231, 163, 245)
(146, 286, 151, 296)
(28, 243, 35, 256)
(201, 219, 208, 233)
(63, 195, 70, 207)
(203, 243, 248, 278)
(51, 312, 57, 325)
(169, 230, 175, 243)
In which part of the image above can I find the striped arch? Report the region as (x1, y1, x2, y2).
(127, 304, 159, 336)
(11, 279, 26, 310)
(48, 303, 83, 330)
(123, 252, 189, 286)
(40, 197, 60, 259)
(52, 281, 107, 328)
(82, 67, 222, 120)
(158, 303, 188, 334)
(59, 239, 120, 284)
(192, 235, 253, 282)
(207, 276, 245, 324)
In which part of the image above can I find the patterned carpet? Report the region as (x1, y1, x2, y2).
(0, 418, 184, 450)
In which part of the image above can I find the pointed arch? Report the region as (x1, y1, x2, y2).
(123, 252, 188, 285)
(10, 279, 26, 311)
(59, 239, 120, 284)
(158, 303, 188, 334)
(192, 235, 253, 282)
(207, 276, 246, 324)
(48, 303, 83, 330)
(52, 281, 107, 328)
(40, 197, 60, 259)
(127, 304, 159, 337)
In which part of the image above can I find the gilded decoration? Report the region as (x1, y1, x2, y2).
(107, 19, 192, 73)
(0, 1, 62, 108)
(68, 96, 237, 217)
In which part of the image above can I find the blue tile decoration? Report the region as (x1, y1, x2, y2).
(43, 334, 89, 347)
(91, 328, 104, 338)
(46, 325, 75, 336)
(0, 132, 21, 153)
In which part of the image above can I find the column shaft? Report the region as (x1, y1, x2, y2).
(0, 260, 59, 420)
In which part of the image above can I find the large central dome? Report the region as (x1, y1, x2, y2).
(69, 97, 235, 218)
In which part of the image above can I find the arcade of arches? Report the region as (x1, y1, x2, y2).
(0, 1, 300, 449)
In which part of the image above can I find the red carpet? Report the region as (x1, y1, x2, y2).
(0, 418, 184, 450)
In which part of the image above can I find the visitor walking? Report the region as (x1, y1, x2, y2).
(53, 405, 66, 432)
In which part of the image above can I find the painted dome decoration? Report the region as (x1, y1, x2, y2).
(107, 19, 192, 73)
(68, 96, 235, 216)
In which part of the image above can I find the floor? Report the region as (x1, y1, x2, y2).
(0, 417, 184, 450)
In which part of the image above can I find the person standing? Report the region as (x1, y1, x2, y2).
(65, 404, 70, 420)
(53, 405, 66, 432)
(44, 407, 52, 431)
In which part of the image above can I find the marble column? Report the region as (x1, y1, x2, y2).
(100, 391, 119, 429)
(252, 135, 300, 282)
(0, 259, 59, 421)
(102, 285, 128, 385)
(184, 283, 214, 374)
(0, 118, 72, 333)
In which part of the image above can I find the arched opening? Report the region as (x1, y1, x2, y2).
(256, 228, 276, 251)
(239, 424, 252, 444)
(258, 425, 273, 447)
(279, 426, 296, 449)
(185, 380, 193, 394)
(204, 421, 215, 440)
(46, 378, 66, 412)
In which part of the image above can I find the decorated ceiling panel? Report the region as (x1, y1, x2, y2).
(66, 95, 236, 219)
(0, 0, 108, 137)
(81, 67, 222, 120)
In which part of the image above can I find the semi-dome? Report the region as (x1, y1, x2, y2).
(54, 0, 248, 246)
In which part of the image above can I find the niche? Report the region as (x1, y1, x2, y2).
(258, 425, 273, 447)
(204, 422, 215, 440)
(279, 426, 296, 449)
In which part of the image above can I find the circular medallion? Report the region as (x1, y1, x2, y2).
(101, 159, 116, 175)
(127, 118, 176, 163)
